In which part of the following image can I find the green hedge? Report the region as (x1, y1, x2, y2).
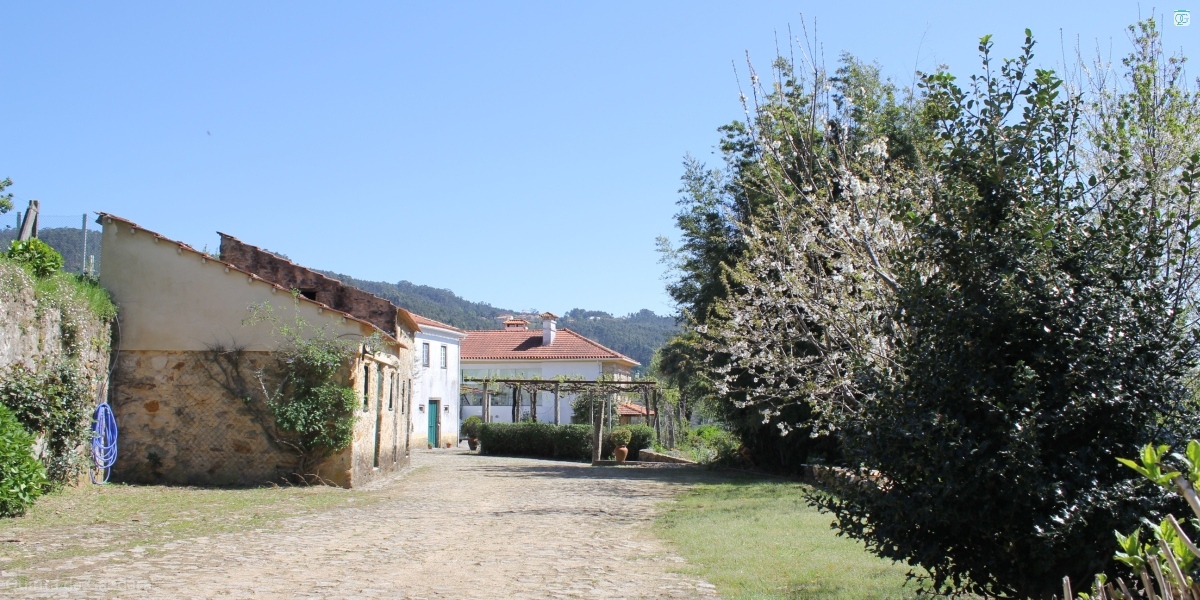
(478, 422, 658, 461)
(478, 423, 593, 460)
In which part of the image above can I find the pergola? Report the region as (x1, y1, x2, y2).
(461, 377, 661, 464)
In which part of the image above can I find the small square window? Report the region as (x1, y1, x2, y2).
(440, 345, 447, 369)
(422, 342, 430, 367)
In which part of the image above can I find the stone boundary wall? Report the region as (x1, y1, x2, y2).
(0, 264, 111, 412)
(0, 265, 111, 387)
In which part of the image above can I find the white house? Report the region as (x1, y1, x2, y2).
(460, 313, 639, 424)
(408, 314, 467, 448)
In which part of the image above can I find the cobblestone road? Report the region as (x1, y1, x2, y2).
(5, 451, 720, 599)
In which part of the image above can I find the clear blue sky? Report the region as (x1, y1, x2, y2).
(2, 2, 1193, 317)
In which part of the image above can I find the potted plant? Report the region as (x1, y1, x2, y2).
(462, 416, 483, 451)
(609, 428, 632, 463)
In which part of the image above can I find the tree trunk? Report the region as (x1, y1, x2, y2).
(530, 389, 538, 423)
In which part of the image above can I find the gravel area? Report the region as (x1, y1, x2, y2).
(1, 450, 720, 599)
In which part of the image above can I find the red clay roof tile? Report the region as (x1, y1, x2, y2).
(460, 329, 639, 365)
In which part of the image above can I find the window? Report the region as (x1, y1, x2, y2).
(362, 364, 370, 411)
(422, 343, 430, 367)
(377, 364, 384, 406)
(388, 373, 395, 411)
(440, 345, 447, 369)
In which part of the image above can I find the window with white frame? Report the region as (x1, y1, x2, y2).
(440, 345, 447, 369)
(422, 342, 430, 367)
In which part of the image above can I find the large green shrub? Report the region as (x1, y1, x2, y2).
(478, 423, 593, 460)
(0, 404, 47, 517)
(460, 415, 482, 439)
(0, 362, 92, 486)
(6, 239, 63, 277)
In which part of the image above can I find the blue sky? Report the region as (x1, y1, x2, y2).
(2, 2, 1194, 316)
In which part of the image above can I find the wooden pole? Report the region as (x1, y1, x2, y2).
(530, 389, 538, 423)
(652, 388, 661, 441)
(553, 383, 561, 425)
(591, 395, 604, 465)
(511, 385, 519, 423)
(483, 382, 491, 423)
(17, 200, 38, 241)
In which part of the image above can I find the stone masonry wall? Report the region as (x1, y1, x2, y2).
(110, 349, 410, 488)
(109, 350, 310, 486)
(0, 264, 112, 386)
(218, 234, 400, 338)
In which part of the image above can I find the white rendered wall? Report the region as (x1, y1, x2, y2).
(460, 360, 606, 424)
(410, 328, 464, 447)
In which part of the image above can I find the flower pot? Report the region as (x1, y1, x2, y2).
(468, 438, 479, 451)
(614, 445, 629, 463)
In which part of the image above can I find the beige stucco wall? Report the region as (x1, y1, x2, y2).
(98, 217, 378, 352)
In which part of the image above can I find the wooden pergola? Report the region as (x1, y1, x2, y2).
(461, 377, 661, 464)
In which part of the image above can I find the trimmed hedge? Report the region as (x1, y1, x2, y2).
(478, 423, 593, 461)
(478, 422, 658, 461)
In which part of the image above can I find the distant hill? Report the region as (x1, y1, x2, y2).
(322, 272, 678, 371)
(0, 226, 101, 275)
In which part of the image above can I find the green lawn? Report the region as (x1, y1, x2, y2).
(656, 479, 918, 600)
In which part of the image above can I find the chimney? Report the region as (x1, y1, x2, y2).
(541, 312, 558, 346)
(504, 318, 529, 331)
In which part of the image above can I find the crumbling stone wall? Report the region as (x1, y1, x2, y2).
(218, 234, 400, 338)
(0, 263, 112, 411)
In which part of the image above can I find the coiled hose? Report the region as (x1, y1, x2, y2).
(90, 402, 117, 484)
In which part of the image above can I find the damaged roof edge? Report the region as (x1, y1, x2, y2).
(215, 230, 424, 336)
(96, 213, 403, 347)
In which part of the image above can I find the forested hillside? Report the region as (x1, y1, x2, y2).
(558, 308, 676, 370)
(317, 272, 679, 370)
(1, 226, 101, 274)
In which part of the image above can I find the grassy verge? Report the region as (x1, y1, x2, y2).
(0, 480, 383, 571)
(657, 478, 916, 600)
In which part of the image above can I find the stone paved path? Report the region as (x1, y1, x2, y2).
(4, 451, 720, 599)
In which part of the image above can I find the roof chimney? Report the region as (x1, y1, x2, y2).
(504, 318, 529, 331)
(541, 312, 558, 346)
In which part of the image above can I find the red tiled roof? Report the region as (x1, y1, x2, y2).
(617, 403, 655, 417)
(410, 313, 465, 333)
(460, 328, 639, 366)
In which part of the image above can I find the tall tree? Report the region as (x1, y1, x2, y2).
(823, 27, 1200, 597)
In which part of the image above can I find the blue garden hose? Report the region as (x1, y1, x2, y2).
(90, 402, 117, 484)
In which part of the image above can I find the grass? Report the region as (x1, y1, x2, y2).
(0, 479, 383, 571)
(656, 478, 917, 600)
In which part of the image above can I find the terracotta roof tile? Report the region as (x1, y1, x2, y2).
(617, 403, 655, 417)
(460, 328, 639, 365)
(410, 313, 465, 333)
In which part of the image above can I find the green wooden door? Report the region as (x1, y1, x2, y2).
(428, 400, 439, 447)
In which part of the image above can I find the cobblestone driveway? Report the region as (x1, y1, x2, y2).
(6, 451, 719, 599)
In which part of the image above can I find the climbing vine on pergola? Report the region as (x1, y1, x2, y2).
(461, 376, 661, 464)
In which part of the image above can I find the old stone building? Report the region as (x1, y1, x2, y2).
(219, 232, 467, 450)
(99, 214, 416, 487)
